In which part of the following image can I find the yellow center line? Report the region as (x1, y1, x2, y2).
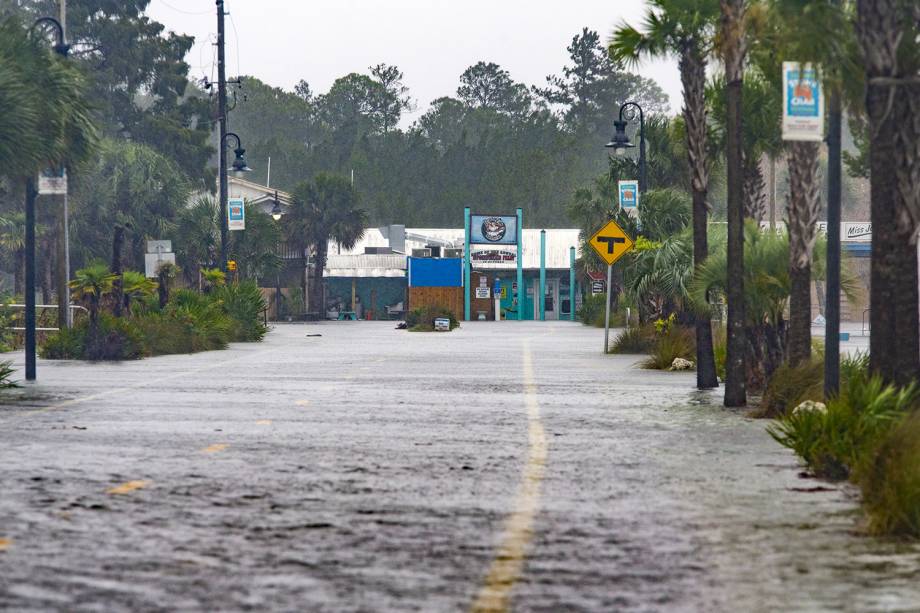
(255, 419, 272, 425)
(107, 480, 150, 495)
(0, 538, 11, 551)
(7, 348, 277, 420)
(471, 340, 547, 613)
(201, 443, 228, 454)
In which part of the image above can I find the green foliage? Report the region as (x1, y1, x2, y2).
(70, 263, 117, 324)
(201, 268, 226, 292)
(610, 326, 654, 354)
(768, 376, 919, 481)
(640, 327, 695, 370)
(0, 360, 19, 388)
(577, 293, 607, 326)
(214, 281, 268, 342)
(40, 324, 85, 359)
(406, 305, 459, 331)
(760, 358, 825, 419)
(861, 414, 920, 538)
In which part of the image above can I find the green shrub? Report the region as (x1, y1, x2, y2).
(406, 305, 459, 331)
(639, 326, 695, 370)
(578, 294, 606, 326)
(713, 327, 727, 381)
(84, 315, 146, 360)
(759, 358, 824, 418)
(860, 413, 920, 538)
(0, 360, 19, 388)
(609, 325, 654, 354)
(133, 312, 196, 355)
(215, 281, 268, 342)
(768, 376, 919, 481)
(40, 324, 86, 359)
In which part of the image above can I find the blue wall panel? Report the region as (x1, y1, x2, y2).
(408, 258, 463, 287)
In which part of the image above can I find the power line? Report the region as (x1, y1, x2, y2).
(157, 0, 212, 16)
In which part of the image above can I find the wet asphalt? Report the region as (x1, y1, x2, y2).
(0, 321, 918, 612)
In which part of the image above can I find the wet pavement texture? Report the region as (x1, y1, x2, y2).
(0, 321, 918, 612)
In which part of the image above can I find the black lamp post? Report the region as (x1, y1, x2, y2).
(270, 190, 283, 221)
(605, 101, 647, 195)
(23, 17, 69, 382)
(218, 131, 251, 273)
(269, 191, 284, 319)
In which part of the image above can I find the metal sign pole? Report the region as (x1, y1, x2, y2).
(603, 263, 612, 354)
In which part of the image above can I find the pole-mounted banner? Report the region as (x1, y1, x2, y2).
(782, 61, 823, 141)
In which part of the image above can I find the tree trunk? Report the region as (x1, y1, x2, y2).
(111, 224, 125, 317)
(14, 248, 24, 297)
(743, 154, 767, 222)
(786, 141, 821, 366)
(309, 243, 327, 315)
(788, 263, 812, 365)
(721, 0, 747, 407)
(41, 237, 53, 305)
(680, 43, 718, 389)
(858, 0, 920, 384)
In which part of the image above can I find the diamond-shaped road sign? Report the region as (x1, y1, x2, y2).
(588, 219, 635, 266)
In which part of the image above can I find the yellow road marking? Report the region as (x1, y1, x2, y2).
(107, 480, 149, 495)
(7, 348, 276, 420)
(471, 340, 547, 613)
(255, 419, 272, 425)
(0, 538, 10, 551)
(201, 444, 228, 454)
(296, 400, 310, 407)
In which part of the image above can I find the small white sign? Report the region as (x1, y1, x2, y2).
(843, 222, 871, 242)
(38, 168, 67, 195)
(618, 180, 639, 210)
(145, 253, 176, 278)
(146, 240, 172, 254)
(228, 198, 245, 231)
(782, 62, 824, 141)
(475, 287, 490, 299)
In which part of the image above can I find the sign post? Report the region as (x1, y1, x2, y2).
(588, 219, 635, 353)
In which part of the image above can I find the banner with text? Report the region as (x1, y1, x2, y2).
(228, 198, 245, 231)
(782, 62, 823, 141)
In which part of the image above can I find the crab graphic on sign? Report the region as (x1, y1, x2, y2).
(588, 219, 635, 266)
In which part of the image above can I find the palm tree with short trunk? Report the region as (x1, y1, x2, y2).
(292, 173, 368, 315)
(611, 0, 722, 389)
(121, 270, 157, 316)
(70, 263, 116, 335)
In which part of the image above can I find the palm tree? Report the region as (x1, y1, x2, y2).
(292, 173, 368, 314)
(121, 270, 157, 316)
(611, 0, 721, 390)
(70, 263, 116, 333)
(718, 0, 748, 406)
(174, 195, 220, 288)
(156, 262, 178, 308)
(201, 268, 226, 294)
(857, 0, 920, 385)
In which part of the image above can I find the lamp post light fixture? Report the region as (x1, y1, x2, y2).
(270, 191, 283, 221)
(218, 131, 251, 272)
(31, 17, 70, 57)
(605, 101, 647, 196)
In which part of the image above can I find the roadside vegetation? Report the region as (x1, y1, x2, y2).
(405, 305, 459, 332)
(40, 263, 266, 361)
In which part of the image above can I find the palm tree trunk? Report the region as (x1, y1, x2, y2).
(786, 141, 821, 366)
(41, 237, 53, 305)
(111, 224, 125, 317)
(680, 43, 718, 389)
(310, 242, 327, 315)
(858, 0, 920, 384)
(743, 155, 767, 222)
(721, 0, 747, 407)
(14, 248, 24, 297)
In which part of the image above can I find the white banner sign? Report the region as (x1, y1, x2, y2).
(758, 221, 871, 242)
(38, 168, 67, 195)
(782, 62, 824, 141)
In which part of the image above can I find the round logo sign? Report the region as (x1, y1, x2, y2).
(481, 217, 507, 242)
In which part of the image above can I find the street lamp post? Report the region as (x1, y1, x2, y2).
(24, 16, 68, 382)
(218, 131, 251, 271)
(270, 191, 284, 321)
(605, 102, 647, 195)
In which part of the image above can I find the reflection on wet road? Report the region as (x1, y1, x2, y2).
(0, 322, 918, 612)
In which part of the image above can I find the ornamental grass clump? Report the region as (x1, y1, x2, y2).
(638, 314, 695, 370)
(609, 325, 654, 354)
(859, 414, 920, 538)
(406, 305, 458, 331)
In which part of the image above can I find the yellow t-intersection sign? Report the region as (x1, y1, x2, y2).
(589, 220, 635, 266)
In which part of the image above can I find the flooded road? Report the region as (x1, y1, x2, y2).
(0, 322, 918, 611)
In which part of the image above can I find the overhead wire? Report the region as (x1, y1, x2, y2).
(157, 0, 212, 16)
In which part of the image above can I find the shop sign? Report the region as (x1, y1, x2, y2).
(843, 222, 871, 241)
(618, 180, 639, 210)
(475, 287, 490, 299)
(782, 62, 823, 141)
(470, 214, 518, 245)
(471, 249, 516, 263)
(38, 167, 67, 195)
(228, 198, 245, 231)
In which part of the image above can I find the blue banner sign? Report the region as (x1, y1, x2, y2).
(782, 62, 823, 141)
(228, 198, 245, 231)
(618, 180, 639, 210)
(470, 214, 518, 245)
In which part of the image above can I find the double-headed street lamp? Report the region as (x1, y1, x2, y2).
(605, 101, 647, 195)
(23, 16, 69, 382)
(218, 131, 251, 272)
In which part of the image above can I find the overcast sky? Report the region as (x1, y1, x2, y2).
(147, 0, 682, 123)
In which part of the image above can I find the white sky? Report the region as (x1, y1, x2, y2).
(147, 0, 682, 122)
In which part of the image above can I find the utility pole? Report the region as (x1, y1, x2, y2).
(825, 87, 842, 397)
(216, 0, 229, 272)
(25, 179, 37, 381)
(57, 0, 70, 329)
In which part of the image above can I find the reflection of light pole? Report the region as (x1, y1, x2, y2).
(24, 16, 69, 382)
(605, 101, 647, 195)
(218, 131, 251, 272)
